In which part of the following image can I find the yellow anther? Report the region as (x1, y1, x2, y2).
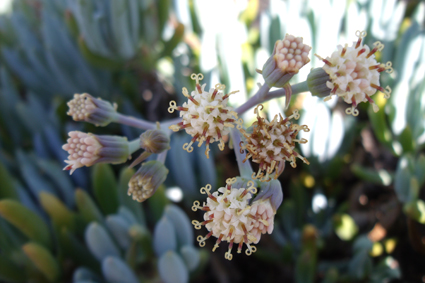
(226, 177, 237, 185)
(224, 251, 233, 260)
(182, 142, 194, 153)
(200, 184, 212, 195)
(190, 73, 204, 84)
(215, 83, 226, 90)
(192, 220, 202, 230)
(212, 243, 219, 252)
(356, 30, 367, 38)
(385, 61, 394, 73)
(373, 41, 385, 51)
(168, 101, 177, 113)
(384, 86, 392, 99)
(169, 125, 180, 132)
(218, 139, 225, 151)
(182, 87, 190, 97)
(345, 106, 359, 116)
(324, 95, 333, 102)
(196, 235, 206, 247)
(246, 181, 257, 194)
(259, 219, 269, 226)
(192, 200, 203, 211)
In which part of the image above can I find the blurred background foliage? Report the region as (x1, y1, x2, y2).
(0, 0, 424, 282)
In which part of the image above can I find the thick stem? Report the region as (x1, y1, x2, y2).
(115, 114, 156, 130)
(235, 84, 270, 115)
(235, 81, 309, 115)
(161, 117, 182, 129)
(230, 128, 253, 178)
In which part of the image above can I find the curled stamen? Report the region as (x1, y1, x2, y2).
(192, 220, 202, 230)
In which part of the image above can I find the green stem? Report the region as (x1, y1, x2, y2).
(235, 80, 309, 115)
(115, 114, 156, 130)
(128, 139, 141, 154)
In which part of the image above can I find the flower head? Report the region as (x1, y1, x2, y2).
(67, 93, 117, 126)
(168, 73, 240, 158)
(239, 105, 309, 182)
(261, 34, 311, 88)
(192, 178, 275, 260)
(315, 30, 393, 116)
(127, 160, 169, 202)
(62, 131, 129, 174)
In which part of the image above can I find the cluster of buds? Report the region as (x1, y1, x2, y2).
(261, 34, 311, 88)
(62, 131, 130, 174)
(127, 160, 169, 202)
(191, 178, 279, 260)
(239, 104, 310, 182)
(67, 93, 118, 126)
(168, 73, 241, 158)
(314, 30, 393, 116)
(63, 94, 170, 200)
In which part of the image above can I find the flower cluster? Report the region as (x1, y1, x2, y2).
(239, 105, 310, 182)
(127, 160, 169, 202)
(315, 30, 393, 116)
(262, 34, 311, 88)
(191, 178, 275, 260)
(67, 93, 118, 126)
(168, 73, 240, 158)
(62, 131, 130, 174)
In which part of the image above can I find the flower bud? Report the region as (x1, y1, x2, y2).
(127, 161, 169, 202)
(261, 34, 311, 88)
(140, 129, 170, 154)
(307, 68, 331, 97)
(62, 131, 130, 174)
(67, 93, 118, 126)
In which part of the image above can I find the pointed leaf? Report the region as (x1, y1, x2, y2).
(75, 189, 103, 224)
(106, 215, 132, 249)
(102, 256, 138, 283)
(39, 192, 76, 231)
(153, 216, 177, 257)
(22, 242, 60, 282)
(180, 245, 200, 271)
(85, 222, 120, 261)
(0, 161, 19, 200)
(92, 163, 119, 215)
(158, 251, 188, 283)
(164, 204, 193, 246)
(0, 200, 51, 248)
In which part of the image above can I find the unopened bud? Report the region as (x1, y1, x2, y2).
(307, 68, 331, 97)
(128, 161, 169, 202)
(261, 34, 311, 88)
(140, 129, 170, 154)
(67, 93, 117, 126)
(63, 131, 130, 174)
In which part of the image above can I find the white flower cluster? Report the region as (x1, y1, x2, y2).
(316, 30, 393, 116)
(192, 179, 274, 260)
(168, 73, 239, 158)
(240, 105, 310, 182)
